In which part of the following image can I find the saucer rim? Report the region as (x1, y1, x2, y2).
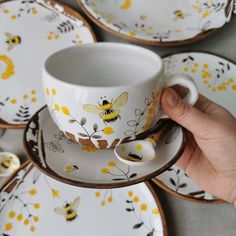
(151, 50, 236, 204)
(0, 0, 97, 129)
(77, 0, 233, 47)
(0, 161, 169, 236)
(23, 105, 186, 189)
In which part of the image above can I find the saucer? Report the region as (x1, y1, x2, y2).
(24, 106, 185, 188)
(0, 162, 167, 236)
(0, 0, 96, 128)
(78, 0, 235, 46)
(153, 51, 236, 203)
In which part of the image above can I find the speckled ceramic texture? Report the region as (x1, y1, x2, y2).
(0, 162, 168, 235)
(0, 0, 95, 128)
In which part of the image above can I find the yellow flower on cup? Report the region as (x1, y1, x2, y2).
(51, 189, 60, 198)
(102, 127, 114, 135)
(108, 161, 116, 167)
(61, 106, 70, 115)
(101, 168, 110, 174)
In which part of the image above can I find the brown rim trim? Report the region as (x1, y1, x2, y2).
(0, 0, 97, 129)
(23, 105, 186, 189)
(151, 50, 235, 204)
(0, 162, 169, 236)
(152, 178, 224, 204)
(77, 0, 233, 47)
(146, 181, 169, 236)
(0, 161, 31, 191)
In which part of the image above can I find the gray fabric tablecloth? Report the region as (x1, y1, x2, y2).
(0, 1, 236, 235)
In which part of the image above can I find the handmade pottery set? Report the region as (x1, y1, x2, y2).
(0, 0, 236, 235)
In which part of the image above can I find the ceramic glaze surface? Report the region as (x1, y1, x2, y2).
(43, 43, 197, 149)
(0, 0, 95, 127)
(24, 106, 184, 188)
(154, 52, 236, 202)
(79, 0, 234, 44)
(0, 163, 166, 236)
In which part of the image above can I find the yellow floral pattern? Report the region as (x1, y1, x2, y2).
(0, 55, 15, 80)
(101, 161, 137, 181)
(4, 187, 40, 233)
(180, 55, 236, 92)
(95, 190, 113, 207)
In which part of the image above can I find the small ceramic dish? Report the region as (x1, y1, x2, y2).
(0, 152, 20, 177)
(0, 0, 96, 129)
(153, 51, 236, 203)
(78, 0, 235, 46)
(23, 106, 185, 189)
(0, 162, 168, 236)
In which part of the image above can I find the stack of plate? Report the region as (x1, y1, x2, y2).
(1, 0, 236, 235)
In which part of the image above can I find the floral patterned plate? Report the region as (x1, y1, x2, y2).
(0, 0, 96, 128)
(153, 52, 236, 203)
(0, 162, 168, 236)
(78, 0, 235, 46)
(23, 106, 185, 188)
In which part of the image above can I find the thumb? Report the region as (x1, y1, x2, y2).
(161, 88, 210, 136)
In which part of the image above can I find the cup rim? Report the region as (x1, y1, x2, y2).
(43, 42, 164, 90)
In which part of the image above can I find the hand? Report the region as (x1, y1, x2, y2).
(161, 88, 236, 204)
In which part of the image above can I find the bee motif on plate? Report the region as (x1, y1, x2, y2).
(173, 10, 190, 21)
(83, 92, 128, 124)
(0, 156, 14, 169)
(5, 33, 22, 51)
(54, 196, 80, 222)
(125, 152, 143, 162)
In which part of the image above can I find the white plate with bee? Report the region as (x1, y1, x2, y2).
(78, 0, 235, 46)
(23, 106, 185, 188)
(0, 162, 168, 236)
(152, 51, 236, 203)
(0, 0, 96, 128)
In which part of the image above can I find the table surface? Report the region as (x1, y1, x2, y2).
(1, 1, 236, 235)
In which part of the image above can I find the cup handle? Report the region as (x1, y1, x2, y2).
(160, 73, 199, 119)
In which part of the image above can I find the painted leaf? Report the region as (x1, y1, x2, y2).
(177, 169, 180, 175)
(68, 119, 76, 123)
(169, 178, 176, 186)
(167, 168, 173, 171)
(129, 173, 137, 179)
(32, 168, 42, 184)
(126, 200, 132, 203)
(126, 208, 134, 212)
(80, 117, 87, 126)
(135, 109, 142, 116)
(73, 165, 79, 170)
(147, 231, 154, 236)
(133, 222, 143, 229)
(93, 123, 98, 132)
(91, 134, 102, 139)
(127, 120, 137, 127)
(124, 130, 136, 136)
(112, 178, 126, 181)
(179, 183, 187, 188)
(78, 132, 88, 137)
(144, 98, 151, 105)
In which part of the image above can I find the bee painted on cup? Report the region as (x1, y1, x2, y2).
(173, 10, 190, 21)
(83, 92, 128, 125)
(54, 196, 80, 222)
(5, 33, 22, 51)
(125, 152, 143, 162)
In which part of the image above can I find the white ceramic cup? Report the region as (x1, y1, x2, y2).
(43, 43, 198, 149)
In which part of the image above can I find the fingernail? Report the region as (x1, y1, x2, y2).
(165, 89, 179, 107)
